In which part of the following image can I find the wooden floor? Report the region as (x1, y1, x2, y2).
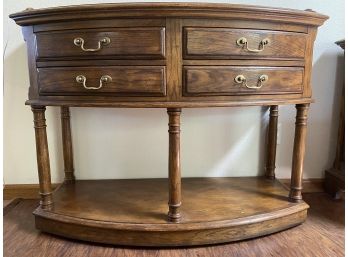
(4, 193, 344, 257)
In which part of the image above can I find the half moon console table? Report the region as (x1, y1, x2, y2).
(10, 3, 327, 246)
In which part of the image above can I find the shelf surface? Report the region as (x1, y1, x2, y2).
(34, 177, 309, 246)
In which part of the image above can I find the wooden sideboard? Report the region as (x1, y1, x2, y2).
(324, 40, 345, 199)
(10, 3, 328, 246)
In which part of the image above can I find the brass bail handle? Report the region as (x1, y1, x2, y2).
(236, 37, 270, 53)
(76, 75, 112, 90)
(234, 74, 269, 89)
(73, 37, 111, 52)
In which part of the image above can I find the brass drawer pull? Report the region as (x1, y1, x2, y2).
(236, 37, 270, 53)
(73, 37, 111, 52)
(76, 75, 112, 90)
(235, 74, 268, 89)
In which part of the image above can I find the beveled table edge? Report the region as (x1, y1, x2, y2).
(10, 2, 328, 26)
(33, 200, 309, 232)
(26, 98, 314, 108)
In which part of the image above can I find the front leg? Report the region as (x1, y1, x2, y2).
(32, 106, 53, 210)
(167, 108, 182, 222)
(289, 104, 309, 202)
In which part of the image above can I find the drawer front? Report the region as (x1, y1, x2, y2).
(36, 27, 165, 59)
(183, 66, 303, 96)
(38, 66, 166, 96)
(184, 28, 307, 59)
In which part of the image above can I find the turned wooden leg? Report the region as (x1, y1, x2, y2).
(289, 104, 309, 202)
(265, 105, 278, 179)
(61, 107, 75, 183)
(32, 106, 53, 210)
(167, 108, 182, 222)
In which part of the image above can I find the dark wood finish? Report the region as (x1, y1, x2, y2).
(3, 198, 21, 215)
(38, 66, 166, 96)
(333, 40, 345, 172)
(61, 107, 75, 183)
(22, 26, 40, 100)
(25, 98, 314, 108)
(9, 3, 328, 26)
(10, 3, 327, 108)
(30, 178, 308, 246)
(36, 27, 165, 60)
(31, 106, 53, 210)
(33, 19, 166, 33)
(181, 17, 309, 34)
(333, 94, 344, 171)
(302, 27, 318, 98)
(182, 59, 305, 66)
(167, 108, 182, 222)
(183, 66, 303, 96)
(324, 170, 344, 199)
(42, 178, 302, 225)
(324, 40, 345, 199)
(4, 194, 344, 257)
(3, 179, 324, 198)
(36, 59, 166, 67)
(10, 3, 328, 247)
(289, 104, 309, 202)
(280, 178, 324, 193)
(165, 18, 182, 104)
(265, 105, 278, 179)
(184, 28, 307, 59)
(336, 39, 345, 49)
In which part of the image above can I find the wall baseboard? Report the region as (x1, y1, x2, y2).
(3, 178, 324, 200)
(278, 178, 324, 193)
(3, 184, 61, 200)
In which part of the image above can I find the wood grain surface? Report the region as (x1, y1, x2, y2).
(41, 178, 302, 224)
(26, 178, 308, 246)
(9, 3, 328, 26)
(265, 105, 279, 179)
(167, 108, 182, 222)
(36, 27, 165, 59)
(3, 184, 61, 200)
(10, 3, 328, 107)
(4, 193, 343, 257)
(183, 66, 303, 96)
(8, 2, 329, 247)
(38, 66, 166, 96)
(60, 107, 75, 183)
(289, 104, 309, 202)
(31, 106, 53, 210)
(184, 28, 307, 59)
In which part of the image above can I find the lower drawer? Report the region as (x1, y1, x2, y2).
(38, 66, 166, 96)
(183, 66, 304, 96)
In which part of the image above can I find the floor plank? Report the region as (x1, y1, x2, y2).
(3, 193, 344, 257)
(3, 198, 21, 215)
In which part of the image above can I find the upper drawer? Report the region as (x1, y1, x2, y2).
(184, 28, 307, 59)
(36, 27, 165, 59)
(38, 66, 166, 96)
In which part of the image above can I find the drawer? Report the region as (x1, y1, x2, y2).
(36, 27, 165, 59)
(184, 28, 307, 59)
(38, 66, 166, 96)
(183, 66, 303, 96)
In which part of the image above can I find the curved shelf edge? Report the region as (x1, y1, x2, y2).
(33, 202, 308, 246)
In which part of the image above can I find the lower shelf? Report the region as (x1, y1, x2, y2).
(34, 177, 308, 246)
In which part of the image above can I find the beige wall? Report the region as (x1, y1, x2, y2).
(3, 0, 344, 184)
